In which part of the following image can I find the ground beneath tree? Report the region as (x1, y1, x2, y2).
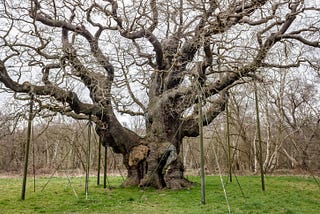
(1, 168, 319, 179)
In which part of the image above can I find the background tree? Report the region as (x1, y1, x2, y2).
(0, 0, 319, 189)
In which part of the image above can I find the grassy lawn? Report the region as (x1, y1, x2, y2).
(0, 175, 319, 213)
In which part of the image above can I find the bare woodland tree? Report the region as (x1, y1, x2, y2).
(0, 0, 319, 189)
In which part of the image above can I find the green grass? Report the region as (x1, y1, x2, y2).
(0, 175, 319, 213)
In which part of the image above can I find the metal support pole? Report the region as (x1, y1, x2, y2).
(21, 94, 34, 200)
(32, 124, 36, 192)
(226, 102, 232, 182)
(198, 89, 205, 205)
(85, 115, 92, 199)
(254, 80, 265, 191)
(97, 136, 102, 186)
(103, 145, 107, 189)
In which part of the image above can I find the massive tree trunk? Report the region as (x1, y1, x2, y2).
(96, 97, 195, 189)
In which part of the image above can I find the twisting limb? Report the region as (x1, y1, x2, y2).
(0, 60, 101, 115)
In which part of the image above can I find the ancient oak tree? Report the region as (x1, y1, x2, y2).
(0, 0, 319, 189)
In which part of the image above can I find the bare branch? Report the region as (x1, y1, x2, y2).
(0, 60, 101, 115)
(181, 91, 227, 138)
(281, 35, 320, 48)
